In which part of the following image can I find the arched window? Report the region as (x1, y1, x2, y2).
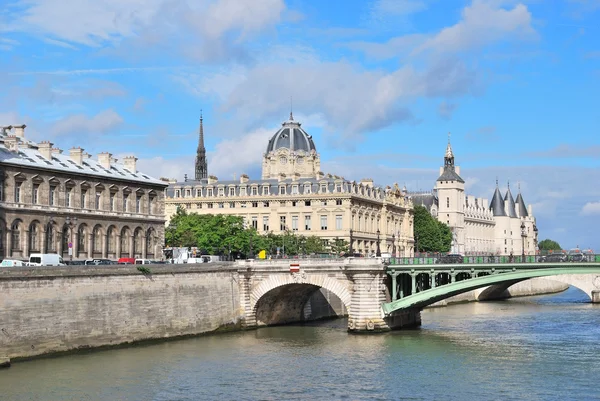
(78, 226, 86, 252)
(62, 226, 69, 253)
(146, 229, 155, 257)
(133, 229, 142, 256)
(93, 226, 102, 253)
(11, 222, 20, 250)
(29, 224, 39, 252)
(120, 229, 129, 253)
(107, 228, 116, 253)
(0, 224, 4, 253)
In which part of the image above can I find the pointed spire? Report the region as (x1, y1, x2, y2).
(195, 110, 208, 181)
(289, 96, 294, 121)
(515, 182, 528, 217)
(445, 132, 454, 159)
(198, 109, 205, 149)
(504, 182, 517, 218)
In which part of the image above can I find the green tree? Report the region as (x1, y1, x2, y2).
(413, 205, 451, 253)
(304, 235, 325, 254)
(538, 239, 562, 251)
(330, 237, 349, 256)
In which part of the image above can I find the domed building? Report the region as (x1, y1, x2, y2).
(262, 113, 320, 179)
(164, 113, 415, 257)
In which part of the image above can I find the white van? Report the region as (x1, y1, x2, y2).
(1, 259, 28, 267)
(29, 253, 65, 266)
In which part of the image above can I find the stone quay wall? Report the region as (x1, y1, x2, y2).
(0, 264, 243, 360)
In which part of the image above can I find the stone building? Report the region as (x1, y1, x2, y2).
(0, 125, 168, 261)
(411, 138, 538, 256)
(165, 113, 415, 257)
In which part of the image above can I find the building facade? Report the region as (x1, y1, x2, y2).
(0, 125, 168, 261)
(411, 139, 538, 256)
(165, 114, 414, 257)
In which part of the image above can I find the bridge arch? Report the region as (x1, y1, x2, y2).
(250, 274, 352, 327)
(383, 268, 600, 316)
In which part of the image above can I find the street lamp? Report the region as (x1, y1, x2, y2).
(376, 229, 381, 257)
(349, 229, 354, 256)
(520, 221, 526, 262)
(65, 216, 78, 262)
(391, 233, 396, 257)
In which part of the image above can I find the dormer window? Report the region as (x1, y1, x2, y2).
(207, 188, 213, 197)
(240, 187, 247, 196)
(185, 189, 191, 197)
(292, 185, 299, 195)
(279, 185, 286, 195)
(218, 187, 224, 196)
(262, 186, 270, 195)
(320, 184, 327, 193)
(174, 189, 180, 198)
(229, 187, 235, 196)
(196, 188, 202, 197)
(251, 187, 258, 196)
(304, 184, 311, 194)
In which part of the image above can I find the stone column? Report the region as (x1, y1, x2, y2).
(141, 235, 147, 259)
(101, 234, 107, 259)
(72, 230, 79, 259)
(57, 230, 64, 256)
(129, 235, 134, 258)
(6, 229, 12, 258)
(87, 234, 93, 259)
(23, 230, 30, 258)
(347, 265, 390, 333)
(115, 234, 122, 259)
(41, 230, 47, 254)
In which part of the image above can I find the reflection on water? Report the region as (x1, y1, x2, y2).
(2, 287, 600, 401)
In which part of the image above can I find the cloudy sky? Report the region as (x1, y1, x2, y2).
(1, 0, 599, 250)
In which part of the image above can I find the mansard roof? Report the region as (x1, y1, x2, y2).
(437, 167, 465, 183)
(489, 186, 506, 216)
(504, 187, 517, 218)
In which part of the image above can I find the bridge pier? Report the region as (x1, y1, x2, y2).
(592, 290, 600, 303)
(347, 269, 390, 333)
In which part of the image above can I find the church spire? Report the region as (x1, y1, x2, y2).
(195, 110, 208, 181)
(444, 132, 454, 166)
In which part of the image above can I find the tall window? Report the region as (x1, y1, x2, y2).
(229, 187, 235, 196)
(251, 216, 258, 229)
(280, 216, 286, 231)
(263, 216, 269, 231)
(251, 187, 258, 196)
(50, 186, 57, 206)
(93, 227, 102, 253)
(207, 188, 213, 197)
(446, 197, 450, 208)
(0, 226, 3, 252)
(29, 225, 38, 251)
(136, 195, 141, 213)
(123, 194, 129, 212)
(262, 186, 269, 195)
(279, 186, 286, 195)
(240, 187, 247, 196)
(320, 215, 328, 230)
(14, 182, 22, 203)
(66, 187, 72, 207)
(95, 191, 101, 209)
(304, 184, 311, 194)
(291, 185, 298, 195)
(0, 177, 4, 201)
(292, 215, 298, 231)
(336, 215, 343, 230)
(107, 229, 115, 253)
(11, 222, 20, 249)
(33, 184, 40, 204)
(149, 196, 154, 214)
(305, 215, 312, 231)
(81, 189, 87, 208)
(46, 224, 55, 252)
(78, 226, 86, 251)
(110, 193, 115, 211)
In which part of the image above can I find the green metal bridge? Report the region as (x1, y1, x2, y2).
(383, 260, 600, 316)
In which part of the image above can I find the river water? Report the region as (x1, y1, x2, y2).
(2, 287, 600, 401)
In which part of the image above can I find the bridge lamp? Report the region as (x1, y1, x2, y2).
(376, 229, 381, 257)
(65, 216, 78, 262)
(349, 229, 354, 256)
(520, 221, 526, 261)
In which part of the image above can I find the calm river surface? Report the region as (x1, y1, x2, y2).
(2, 287, 600, 401)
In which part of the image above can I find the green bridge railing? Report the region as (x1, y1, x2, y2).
(388, 254, 600, 265)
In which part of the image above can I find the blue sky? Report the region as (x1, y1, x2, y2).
(1, 0, 599, 250)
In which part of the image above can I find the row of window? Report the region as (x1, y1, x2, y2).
(4, 182, 157, 214)
(174, 183, 346, 198)
(247, 215, 344, 232)
(186, 199, 344, 210)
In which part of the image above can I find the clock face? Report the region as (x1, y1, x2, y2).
(296, 157, 304, 165)
(280, 157, 287, 165)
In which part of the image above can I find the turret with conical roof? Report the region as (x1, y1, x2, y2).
(504, 182, 517, 218)
(490, 179, 507, 216)
(515, 183, 529, 217)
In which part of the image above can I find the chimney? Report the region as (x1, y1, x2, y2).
(123, 155, 138, 172)
(278, 173, 287, 182)
(207, 175, 218, 185)
(528, 204, 533, 216)
(13, 124, 26, 138)
(82, 151, 91, 159)
(1, 125, 13, 136)
(98, 152, 112, 169)
(69, 147, 83, 165)
(239, 174, 249, 184)
(360, 178, 374, 187)
(52, 147, 63, 154)
(291, 172, 300, 181)
(38, 141, 54, 160)
(316, 171, 324, 180)
(4, 136, 18, 152)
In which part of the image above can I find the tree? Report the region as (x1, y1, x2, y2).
(304, 235, 325, 254)
(413, 205, 451, 253)
(538, 239, 562, 251)
(330, 237, 349, 256)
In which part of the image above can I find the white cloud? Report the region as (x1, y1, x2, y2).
(415, 0, 537, 55)
(581, 201, 600, 215)
(438, 101, 458, 120)
(51, 109, 123, 136)
(137, 155, 193, 181)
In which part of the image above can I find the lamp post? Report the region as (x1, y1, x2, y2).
(248, 230, 254, 260)
(391, 233, 396, 257)
(520, 221, 526, 262)
(376, 229, 381, 257)
(65, 216, 77, 262)
(349, 229, 354, 256)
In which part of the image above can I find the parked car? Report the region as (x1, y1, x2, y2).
(84, 259, 114, 266)
(118, 257, 135, 265)
(539, 254, 567, 263)
(1, 259, 28, 267)
(568, 253, 587, 262)
(436, 254, 464, 264)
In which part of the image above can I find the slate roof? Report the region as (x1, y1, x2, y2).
(437, 167, 465, 183)
(504, 187, 517, 218)
(410, 192, 438, 211)
(515, 192, 528, 217)
(489, 186, 507, 216)
(265, 114, 316, 154)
